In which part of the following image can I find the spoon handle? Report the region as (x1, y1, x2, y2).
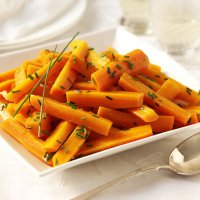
(72, 164, 171, 200)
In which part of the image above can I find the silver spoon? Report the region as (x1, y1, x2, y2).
(72, 132, 200, 200)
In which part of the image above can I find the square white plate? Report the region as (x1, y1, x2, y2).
(1, 26, 200, 176)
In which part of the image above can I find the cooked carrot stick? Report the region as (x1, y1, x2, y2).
(0, 79, 15, 92)
(128, 105, 159, 122)
(97, 107, 144, 128)
(72, 82, 95, 90)
(50, 40, 89, 97)
(43, 121, 76, 152)
(150, 116, 174, 133)
(135, 74, 161, 91)
(157, 79, 180, 100)
(2, 118, 52, 165)
(14, 66, 27, 85)
(76, 125, 152, 157)
(0, 67, 18, 83)
(91, 49, 149, 91)
(6, 57, 67, 103)
(52, 126, 91, 166)
(66, 90, 144, 109)
(30, 95, 113, 135)
(185, 106, 200, 121)
(118, 73, 191, 125)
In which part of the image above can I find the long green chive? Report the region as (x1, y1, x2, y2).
(12, 32, 79, 118)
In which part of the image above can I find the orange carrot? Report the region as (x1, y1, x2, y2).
(128, 105, 159, 122)
(150, 116, 174, 133)
(52, 126, 91, 166)
(43, 121, 76, 152)
(6, 57, 67, 103)
(185, 106, 200, 122)
(157, 79, 180, 100)
(2, 118, 52, 165)
(91, 49, 149, 91)
(97, 106, 144, 128)
(30, 95, 113, 135)
(66, 90, 144, 109)
(76, 125, 152, 157)
(0, 79, 15, 92)
(118, 73, 191, 125)
(72, 82, 95, 90)
(0, 67, 18, 83)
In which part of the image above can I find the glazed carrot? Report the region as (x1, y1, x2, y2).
(91, 49, 149, 91)
(185, 106, 200, 121)
(5, 103, 16, 116)
(118, 73, 191, 125)
(135, 74, 161, 91)
(6, 57, 67, 103)
(43, 121, 76, 152)
(0, 79, 15, 92)
(30, 95, 113, 135)
(50, 40, 89, 97)
(157, 79, 180, 100)
(0, 67, 18, 83)
(14, 113, 27, 127)
(101, 48, 121, 61)
(128, 105, 159, 122)
(87, 49, 110, 68)
(66, 90, 144, 109)
(2, 118, 52, 165)
(150, 116, 174, 133)
(71, 55, 98, 79)
(25, 112, 54, 138)
(76, 125, 152, 157)
(97, 107, 144, 128)
(72, 82, 95, 90)
(186, 110, 198, 125)
(14, 66, 27, 85)
(26, 65, 40, 76)
(52, 126, 91, 166)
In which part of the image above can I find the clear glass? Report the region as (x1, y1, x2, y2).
(119, 0, 151, 34)
(151, 0, 200, 55)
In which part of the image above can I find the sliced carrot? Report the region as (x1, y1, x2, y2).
(157, 79, 180, 100)
(0, 67, 18, 83)
(150, 116, 174, 133)
(128, 105, 159, 122)
(66, 90, 144, 109)
(30, 95, 113, 136)
(52, 126, 91, 166)
(91, 49, 149, 91)
(0, 79, 15, 92)
(72, 82, 95, 90)
(97, 106, 144, 128)
(118, 73, 191, 125)
(135, 74, 161, 91)
(76, 125, 152, 157)
(6, 57, 67, 103)
(50, 40, 89, 97)
(43, 121, 76, 152)
(2, 118, 52, 165)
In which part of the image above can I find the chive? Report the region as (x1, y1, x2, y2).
(42, 130, 50, 136)
(186, 87, 192, 95)
(11, 90, 21, 93)
(92, 114, 99, 118)
(124, 55, 130, 58)
(66, 102, 77, 109)
(88, 47, 94, 50)
(147, 92, 157, 100)
(155, 75, 160, 78)
(110, 71, 116, 78)
(116, 64, 122, 69)
(28, 74, 34, 80)
(37, 99, 41, 106)
(164, 78, 168, 80)
(111, 52, 115, 59)
(81, 117, 86, 120)
(73, 56, 76, 63)
(86, 144, 93, 147)
(60, 85, 66, 90)
(187, 117, 191, 124)
(106, 96, 113, 100)
(141, 75, 156, 82)
(132, 77, 138, 81)
(55, 158, 59, 166)
(35, 72, 39, 78)
(44, 152, 54, 162)
(12, 32, 79, 118)
(155, 102, 160, 107)
(198, 90, 200, 96)
(106, 67, 111, 74)
(124, 60, 134, 69)
(76, 126, 88, 139)
(56, 140, 62, 144)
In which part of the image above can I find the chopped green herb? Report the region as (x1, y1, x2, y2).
(110, 71, 116, 78)
(56, 140, 62, 144)
(106, 96, 113, 100)
(42, 130, 51, 136)
(186, 87, 192, 95)
(76, 126, 88, 139)
(147, 92, 157, 100)
(37, 99, 41, 106)
(88, 47, 94, 50)
(155, 75, 161, 78)
(198, 90, 200, 96)
(11, 90, 21, 93)
(44, 152, 54, 162)
(116, 64, 122, 69)
(124, 55, 130, 58)
(55, 158, 59, 166)
(28, 74, 34, 80)
(66, 102, 77, 109)
(60, 85, 66, 90)
(155, 102, 160, 107)
(124, 60, 134, 69)
(81, 117, 86, 120)
(164, 78, 168, 80)
(187, 117, 191, 124)
(35, 72, 39, 78)
(106, 67, 111, 74)
(73, 56, 76, 63)
(132, 77, 138, 81)
(92, 114, 99, 118)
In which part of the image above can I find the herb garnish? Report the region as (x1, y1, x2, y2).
(106, 96, 113, 100)
(28, 74, 34, 80)
(116, 64, 122, 69)
(147, 92, 157, 100)
(66, 102, 77, 109)
(88, 47, 94, 51)
(76, 126, 88, 139)
(11, 90, 21, 93)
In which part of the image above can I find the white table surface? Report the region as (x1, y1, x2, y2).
(1, 0, 200, 200)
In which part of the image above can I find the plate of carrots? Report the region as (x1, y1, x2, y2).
(0, 27, 200, 176)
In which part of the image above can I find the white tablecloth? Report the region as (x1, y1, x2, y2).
(1, 0, 200, 200)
